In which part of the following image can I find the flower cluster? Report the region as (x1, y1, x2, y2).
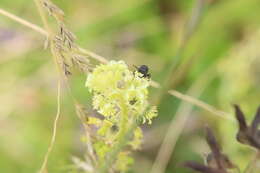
(85, 60, 157, 172)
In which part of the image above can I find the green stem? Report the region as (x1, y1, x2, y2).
(117, 104, 129, 140)
(97, 105, 147, 173)
(97, 119, 138, 173)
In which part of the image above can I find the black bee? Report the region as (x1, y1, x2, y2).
(134, 65, 151, 79)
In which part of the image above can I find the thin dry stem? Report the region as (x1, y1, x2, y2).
(77, 47, 108, 64)
(168, 90, 235, 122)
(0, 8, 48, 36)
(33, 0, 52, 34)
(32, 1, 64, 172)
(39, 80, 62, 173)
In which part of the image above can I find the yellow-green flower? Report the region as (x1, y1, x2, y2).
(85, 60, 156, 121)
(85, 60, 158, 172)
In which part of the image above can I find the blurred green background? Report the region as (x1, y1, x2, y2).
(0, 0, 260, 172)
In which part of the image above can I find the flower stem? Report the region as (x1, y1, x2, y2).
(97, 102, 131, 173)
(97, 119, 138, 173)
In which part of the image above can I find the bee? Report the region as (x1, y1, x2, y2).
(134, 65, 151, 79)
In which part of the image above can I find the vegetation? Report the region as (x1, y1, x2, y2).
(0, 0, 260, 173)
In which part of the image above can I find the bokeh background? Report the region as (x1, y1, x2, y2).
(1, 0, 260, 172)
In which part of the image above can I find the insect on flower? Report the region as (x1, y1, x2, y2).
(134, 65, 151, 79)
